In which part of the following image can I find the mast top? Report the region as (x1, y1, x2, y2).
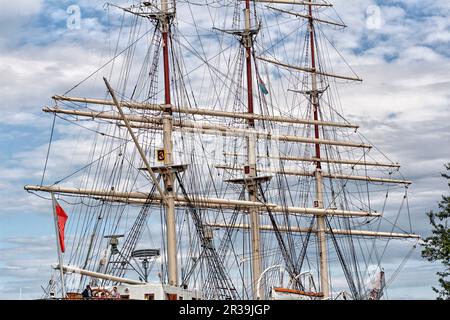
(108, 1, 175, 21)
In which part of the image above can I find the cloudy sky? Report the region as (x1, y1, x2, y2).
(0, 0, 449, 300)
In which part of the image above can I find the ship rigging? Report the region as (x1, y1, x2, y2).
(25, 0, 419, 300)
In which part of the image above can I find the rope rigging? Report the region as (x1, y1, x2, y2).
(30, 0, 420, 300)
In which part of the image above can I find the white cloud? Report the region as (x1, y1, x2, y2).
(0, 0, 43, 19)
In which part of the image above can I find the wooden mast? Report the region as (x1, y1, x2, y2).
(161, 0, 178, 287)
(308, 3, 330, 299)
(243, 0, 262, 299)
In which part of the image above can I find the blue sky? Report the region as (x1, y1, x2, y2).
(0, 0, 449, 299)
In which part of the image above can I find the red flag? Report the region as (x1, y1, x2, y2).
(54, 199, 68, 253)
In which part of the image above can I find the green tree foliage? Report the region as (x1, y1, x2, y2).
(421, 163, 450, 300)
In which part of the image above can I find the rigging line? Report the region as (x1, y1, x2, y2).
(47, 135, 128, 186)
(379, 214, 416, 238)
(361, 164, 388, 278)
(53, 113, 128, 141)
(54, 197, 123, 208)
(62, 27, 155, 96)
(405, 187, 413, 233)
(179, 40, 239, 103)
(184, 157, 236, 295)
(119, 14, 145, 97)
(40, 113, 57, 186)
(141, 33, 235, 104)
(105, 176, 160, 280)
(181, 208, 195, 286)
(216, 187, 247, 265)
(177, 31, 315, 121)
(170, 31, 196, 115)
(274, 161, 301, 266)
(384, 243, 417, 289)
(306, 23, 356, 127)
(175, 172, 239, 299)
(255, 18, 309, 56)
(378, 193, 408, 266)
(85, 147, 129, 273)
(185, 3, 225, 109)
(107, 9, 126, 81)
(130, 24, 160, 100)
(316, 24, 361, 80)
(321, 138, 364, 289)
(329, 3, 346, 26)
(180, 46, 284, 123)
(257, 184, 304, 290)
(57, 115, 101, 218)
(295, 216, 316, 271)
(363, 152, 372, 212)
(179, 35, 237, 110)
(57, 110, 149, 201)
(325, 217, 360, 299)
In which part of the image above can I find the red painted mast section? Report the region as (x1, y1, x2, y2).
(245, 0, 255, 128)
(309, 4, 321, 170)
(162, 31, 171, 106)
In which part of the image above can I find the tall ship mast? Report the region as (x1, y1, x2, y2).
(25, 0, 420, 300)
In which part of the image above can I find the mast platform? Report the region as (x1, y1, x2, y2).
(225, 176, 273, 185)
(138, 164, 188, 175)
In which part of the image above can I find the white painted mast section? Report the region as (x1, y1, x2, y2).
(51, 194, 67, 299)
(316, 168, 329, 298)
(162, 107, 178, 287)
(248, 131, 262, 299)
